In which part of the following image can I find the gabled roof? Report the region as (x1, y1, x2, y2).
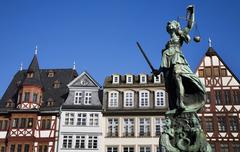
(22, 54, 42, 87)
(196, 46, 240, 84)
(67, 71, 101, 88)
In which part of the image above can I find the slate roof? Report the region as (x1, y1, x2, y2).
(0, 68, 78, 113)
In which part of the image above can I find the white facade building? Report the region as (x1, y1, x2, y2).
(58, 71, 103, 152)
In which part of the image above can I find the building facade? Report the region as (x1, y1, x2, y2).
(196, 43, 240, 152)
(0, 51, 77, 152)
(102, 73, 168, 152)
(58, 71, 103, 152)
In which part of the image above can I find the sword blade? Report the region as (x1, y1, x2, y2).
(136, 42, 155, 72)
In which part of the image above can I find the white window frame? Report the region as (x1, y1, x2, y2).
(139, 118, 150, 136)
(89, 113, 99, 126)
(108, 118, 119, 137)
(65, 113, 75, 126)
(126, 75, 133, 84)
(84, 92, 92, 105)
(75, 135, 85, 149)
(74, 92, 82, 104)
(155, 118, 164, 136)
(140, 74, 147, 84)
(88, 136, 98, 149)
(139, 146, 151, 152)
(62, 135, 73, 149)
(108, 91, 119, 107)
(123, 118, 134, 136)
(77, 113, 87, 126)
(155, 90, 165, 106)
(154, 74, 161, 83)
(124, 91, 134, 107)
(112, 75, 119, 84)
(123, 146, 134, 152)
(107, 146, 118, 152)
(139, 90, 149, 107)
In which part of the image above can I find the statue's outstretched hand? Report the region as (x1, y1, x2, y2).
(187, 5, 194, 13)
(152, 69, 161, 76)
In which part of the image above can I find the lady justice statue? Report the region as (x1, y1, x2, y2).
(137, 5, 212, 152)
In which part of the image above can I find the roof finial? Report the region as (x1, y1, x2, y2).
(73, 61, 76, 70)
(34, 45, 38, 55)
(208, 37, 212, 47)
(20, 62, 23, 71)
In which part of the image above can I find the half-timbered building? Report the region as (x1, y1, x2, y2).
(58, 71, 103, 152)
(102, 73, 168, 152)
(0, 50, 77, 152)
(196, 40, 240, 152)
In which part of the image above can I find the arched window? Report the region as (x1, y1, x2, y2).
(124, 91, 134, 107)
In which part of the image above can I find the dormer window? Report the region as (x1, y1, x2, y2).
(126, 75, 133, 84)
(27, 72, 33, 78)
(53, 80, 60, 88)
(33, 93, 38, 103)
(154, 75, 161, 83)
(47, 98, 55, 106)
(48, 70, 55, 77)
(112, 75, 119, 84)
(140, 74, 147, 84)
(5, 99, 15, 108)
(24, 92, 30, 102)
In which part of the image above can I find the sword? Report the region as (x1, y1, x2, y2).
(136, 41, 155, 72)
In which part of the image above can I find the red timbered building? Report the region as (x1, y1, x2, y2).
(0, 50, 77, 152)
(196, 40, 240, 152)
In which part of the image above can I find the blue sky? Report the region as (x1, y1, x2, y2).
(0, 1, 239, 97)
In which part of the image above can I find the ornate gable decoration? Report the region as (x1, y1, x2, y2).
(68, 71, 100, 88)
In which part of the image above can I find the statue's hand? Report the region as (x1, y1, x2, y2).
(152, 69, 160, 76)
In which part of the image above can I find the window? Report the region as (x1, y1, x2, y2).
(139, 146, 151, 152)
(155, 118, 163, 136)
(140, 75, 147, 83)
(205, 117, 213, 132)
(155, 90, 165, 106)
(10, 145, 15, 152)
(206, 92, 211, 104)
(74, 92, 82, 104)
(27, 72, 33, 78)
(123, 118, 134, 137)
(154, 75, 161, 83)
(88, 136, 98, 149)
(124, 91, 134, 107)
(24, 92, 30, 102)
(47, 71, 54, 77)
(12, 118, 33, 129)
(84, 92, 92, 105)
(108, 118, 118, 137)
(123, 146, 134, 152)
(24, 144, 29, 152)
(198, 69, 204, 77)
(108, 91, 119, 107)
(18, 93, 22, 103)
(205, 67, 211, 77)
(220, 68, 227, 76)
(41, 118, 51, 129)
(218, 117, 227, 132)
(126, 75, 133, 84)
(53, 80, 60, 88)
(107, 147, 118, 152)
(139, 118, 150, 136)
(17, 144, 22, 152)
(75, 136, 85, 149)
(65, 113, 74, 125)
(62, 135, 73, 149)
(232, 90, 240, 104)
(213, 67, 219, 76)
(0, 145, 5, 152)
(76, 113, 86, 126)
(112, 75, 119, 84)
(232, 143, 240, 152)
(220, 144, 229, 152)
(33, 93, 38, 103)
(89, 113, 99, 126)
(139, 91, 149, 107)
(38, 144, 48, 152)
(229, 116, 239, 132)
(210, 144, 215, 152)
(223, 90, 231, 105)
(215, 90, 222, 104)
(0, 120, 8, 130)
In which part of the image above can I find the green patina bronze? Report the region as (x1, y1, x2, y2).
(152, 5, 212, 152)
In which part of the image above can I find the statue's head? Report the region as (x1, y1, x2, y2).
(167, 20, 180, 33)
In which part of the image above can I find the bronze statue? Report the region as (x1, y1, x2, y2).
(137, 5, 212, 152)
